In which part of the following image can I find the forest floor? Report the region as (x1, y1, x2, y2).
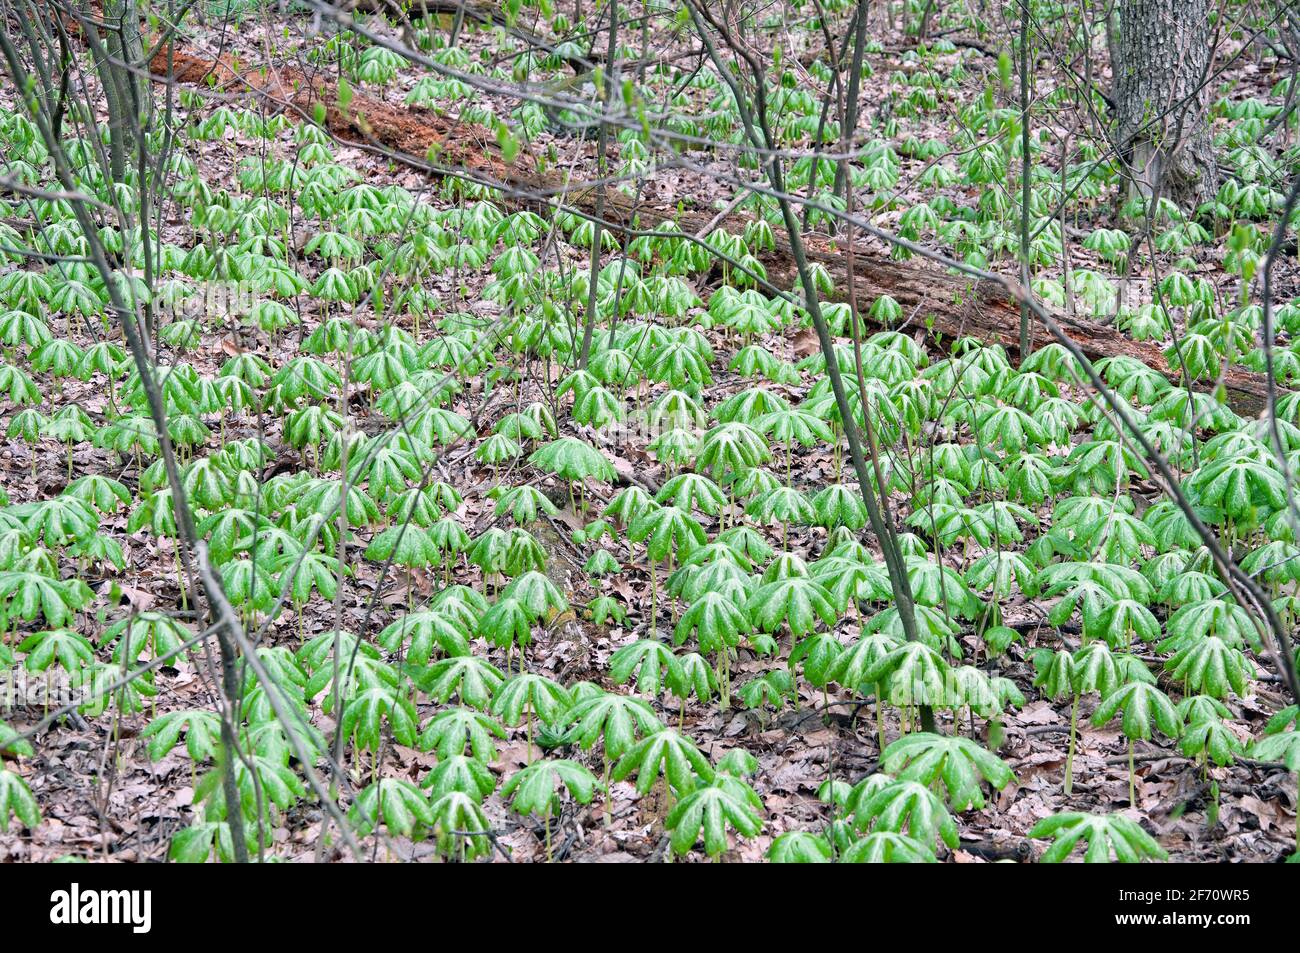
(1, 2, 1298, 863)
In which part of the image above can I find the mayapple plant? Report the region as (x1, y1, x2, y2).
(503, 759, 597, 861)
(879, 733, 1015, 812)
(1030, 812, 1168, 863)
(491, 671, 573, 762)
(665, 773, 764, 860)
(1091, 680, 1180, 807)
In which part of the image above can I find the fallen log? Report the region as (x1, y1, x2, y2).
(763, 247, 1274, 417)
(144, 42, 1273, 415)
(147, 45, 511, 178)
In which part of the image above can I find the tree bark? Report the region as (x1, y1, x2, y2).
(1114, 0, 1218, 210)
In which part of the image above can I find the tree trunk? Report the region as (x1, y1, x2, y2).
(1114, 0, 1217, 211)
(99, 0, 146, 184)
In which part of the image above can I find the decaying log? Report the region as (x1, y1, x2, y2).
(143, 43, 1273, 415)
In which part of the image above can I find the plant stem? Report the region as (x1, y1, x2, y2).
(875, 683, 885, 753)
(649, 561, 658, 638)
(1128, 739, 1136, 807)
(1064, 694, 1079, 795)
(526, 699, 534, 764)
(603, 757, 612, 830)
(544, 804, 553, 862)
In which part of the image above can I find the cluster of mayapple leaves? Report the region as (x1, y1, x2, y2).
(4, 22, 1300, 859)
